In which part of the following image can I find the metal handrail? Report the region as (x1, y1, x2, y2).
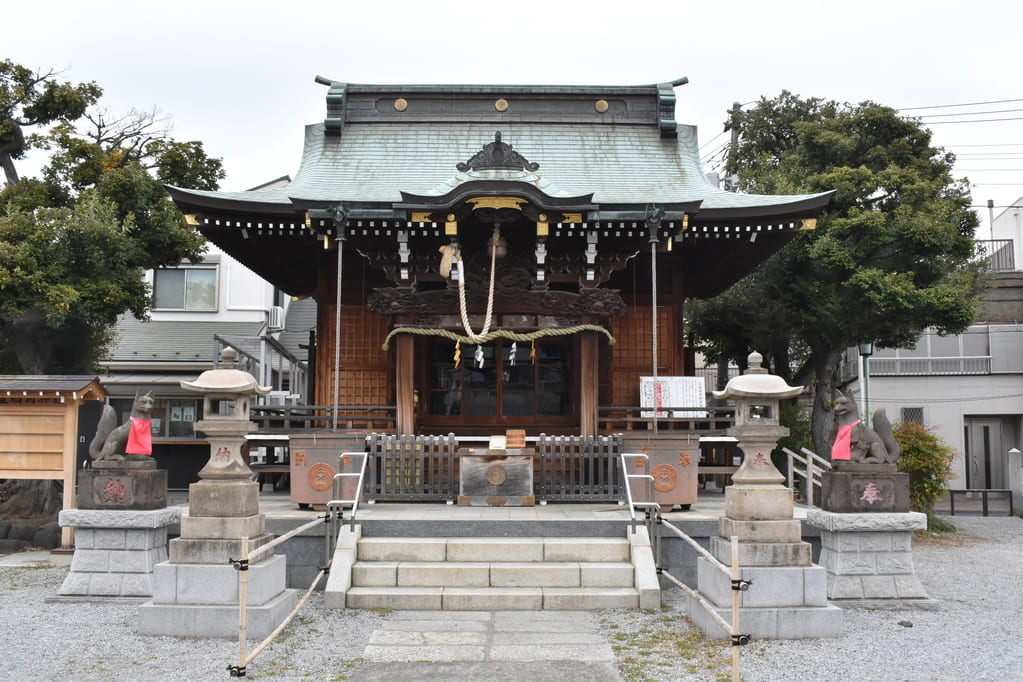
(620, 452, 654, 532)
(328, 451, 370, 534)
(783, 446, 831, 507)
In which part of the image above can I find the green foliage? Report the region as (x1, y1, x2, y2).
(689, 92, 986, 453)
(0, 60, 220, 374)
(925, 513, 957, 533)
(0, 60, 101, 185)
(894, 421, 956, 515)
(772, 399, 813, 479)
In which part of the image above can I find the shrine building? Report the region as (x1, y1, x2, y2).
(166, 76, 832, 506)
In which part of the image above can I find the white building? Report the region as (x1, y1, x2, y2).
(98, 230, 311, 486)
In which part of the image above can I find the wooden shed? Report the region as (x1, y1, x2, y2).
(0, 376, 107, 547)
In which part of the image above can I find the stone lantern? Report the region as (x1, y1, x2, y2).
(687, 351, 842, 639)
(139, 347, 296, 639)
(181, 346, 269, 482)
(712, 351, 802, 504)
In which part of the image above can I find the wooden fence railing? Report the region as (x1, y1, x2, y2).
(598, 405, 734, 433)
(249, 405, 396, 432)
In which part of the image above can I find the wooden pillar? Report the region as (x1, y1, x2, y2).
(580, 330, 599, 437)
(395, 333, 415, 435)
(61, 403, 78, 548)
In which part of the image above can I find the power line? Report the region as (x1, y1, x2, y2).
(917, 107, 1023, 119)
(898, 97, 1023, 111)
(699, 129, 727, 152)
(925, 116, 1023, 125)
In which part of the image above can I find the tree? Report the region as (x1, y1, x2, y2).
(0, 61, 225, 518)
(688, 92, 985, 454)
(0, 61, 223, 374)
(0, 60, 101, 186)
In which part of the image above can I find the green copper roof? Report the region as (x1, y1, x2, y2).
(168, 79, 832, 219)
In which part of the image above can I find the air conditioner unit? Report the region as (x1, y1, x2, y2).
(268, 305, 285, 332)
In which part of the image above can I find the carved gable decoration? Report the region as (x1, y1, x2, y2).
(457, 132, 540, 172)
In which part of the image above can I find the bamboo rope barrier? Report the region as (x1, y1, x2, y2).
(239, 569, 327, 670)
(247, 516, 326, 565)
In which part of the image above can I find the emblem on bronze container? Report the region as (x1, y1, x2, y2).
(308, 463, 334, 491)
(486, 464, 507, 486)
(652, 464, 678, 492)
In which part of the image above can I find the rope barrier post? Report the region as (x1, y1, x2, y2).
(231, 536, 250, 677)
(730, 535, 740, 682)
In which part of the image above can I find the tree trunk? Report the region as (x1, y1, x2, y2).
(809, 347, 843, 457)
(1, 152, 19, 186)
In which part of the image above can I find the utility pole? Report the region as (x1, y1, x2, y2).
(724, 101, 742, 192)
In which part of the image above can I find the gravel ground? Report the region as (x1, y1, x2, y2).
(2, 514, 1021, 681)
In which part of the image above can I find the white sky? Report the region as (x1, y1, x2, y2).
(5, 0, 1022, 230)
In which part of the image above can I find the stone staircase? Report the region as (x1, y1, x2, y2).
(324, 527, 660, 611)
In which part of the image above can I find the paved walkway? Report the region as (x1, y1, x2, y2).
(348, 610, 621, 681)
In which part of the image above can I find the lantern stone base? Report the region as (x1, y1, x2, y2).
(187, 479, 260, 517)
(138, 556, 298, 638)
(688, 558, 843, 639)
(692, 479, 840, 638)
(54, 507, 181, 600)
(724, 484, 794, 520)
(807, 509, 934, 605)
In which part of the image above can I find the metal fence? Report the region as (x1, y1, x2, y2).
(357, 432, 627, 503)
(975, 239, 1015, 272)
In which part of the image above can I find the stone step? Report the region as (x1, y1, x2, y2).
(324, 527, 659, 611)
(352, 560, 635, 588)
(346, 586, 641, 611)
(357, 536, 630, 563)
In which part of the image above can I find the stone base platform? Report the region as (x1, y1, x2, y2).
(807, 509, 933, 604)
(139, 555, 298, 639)
(689, 556, 843, 639)
(55, 507, 181, 599)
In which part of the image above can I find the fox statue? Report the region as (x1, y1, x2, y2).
(89, 391, 155, 461)
(831, 391, 900, 465)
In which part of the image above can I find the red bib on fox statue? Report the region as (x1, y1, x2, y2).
(126, 417, 153, 455)
(830, 421, 856, 461)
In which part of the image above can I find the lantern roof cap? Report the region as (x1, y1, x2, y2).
(712, 351, 803, 401)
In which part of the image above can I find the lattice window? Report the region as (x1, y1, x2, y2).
(339, 306, 389, 366)
(318, 304, 390, 405)
(610, 305, 676, 406)
(902, 407, 924, 424)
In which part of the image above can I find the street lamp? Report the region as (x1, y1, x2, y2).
(858, 343, 873, 427)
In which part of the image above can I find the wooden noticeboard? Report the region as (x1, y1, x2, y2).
(0, 376, 107, 547)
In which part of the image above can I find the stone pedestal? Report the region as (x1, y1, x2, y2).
(821, 465, 910, 513)
(54, 507, 180, 600)
(138, 479, 297, 639)
(78, 460, 167, 510)
(807, 509, 933, 604)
